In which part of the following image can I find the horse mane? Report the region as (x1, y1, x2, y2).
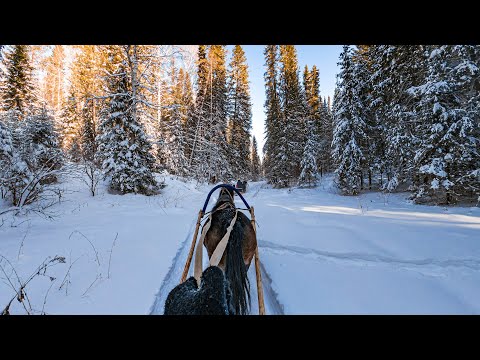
(208, 186, 251, 315)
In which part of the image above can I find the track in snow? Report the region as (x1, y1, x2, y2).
(259, 239, 480, 277)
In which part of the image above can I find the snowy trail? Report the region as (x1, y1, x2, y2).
(149, 219, 196, 315)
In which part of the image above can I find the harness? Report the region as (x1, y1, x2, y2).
(180, 184, 266, 315)
(194, 201, 238, 283)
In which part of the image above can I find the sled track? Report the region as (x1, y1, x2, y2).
(149, 219, 196, 315)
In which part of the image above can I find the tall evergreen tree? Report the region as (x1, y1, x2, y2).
(303, 65, 326, 175)
(298, 117, 319, 187)
(1, 45, 36, 116)
(22, 108, 63, 184)
(278, 45, 305, 185)
(250, 135, 261, 181)
(227, 45, 252, 178)
(411, 45, 480, 204)
(332, 46, 367, 195)
(59, 91, 81, 161)
(179, 68, 195, 164)
(96, 63, 158, 195)
(43, 45, 66, 113)
(188, 45, 210, 180)
(263, 45, 283, 185)
(369, 45, 426, 191)
(71, 45, 105, 161)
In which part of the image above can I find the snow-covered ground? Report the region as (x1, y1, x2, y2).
(1, 173, 480, 314)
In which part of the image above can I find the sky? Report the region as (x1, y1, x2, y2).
(239, 45, 343, 156)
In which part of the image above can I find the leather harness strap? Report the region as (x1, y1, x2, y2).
(193, 201, 238, 284)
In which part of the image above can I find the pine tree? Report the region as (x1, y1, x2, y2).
(43, 45, 66, 113)
(351, 45, 376, 190)
(0, 115, 31, 205)
(263, 45, 283, 185)
(227, 45, 252, 179)
(303, 65, 325, 175)
(22, 108, 63, 184)
(1, 45, 36, 116)
(59, 91, 81, 161)
(96, 63, 158, 195)
(188, 45, 210, 180)
(332, 46, 367, 195)
(250, 135, 261, 181)
(208, 45, 231, 181)
(179, 68, 195, 165)
(160, 62, 189, 176)
(278, 45, 305, 185)
(298, 117, 319, 187)
(369, 45, 426, 191)
(411, 45, 480, 204)
(0, 119, 14, 197)
(71, 45, 105, 162)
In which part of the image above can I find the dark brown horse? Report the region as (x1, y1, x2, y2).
(203, 187, 257, 315)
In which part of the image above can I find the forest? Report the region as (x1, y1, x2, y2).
(1, 45, 479, 209)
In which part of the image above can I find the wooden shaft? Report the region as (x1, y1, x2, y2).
(250, 206, 266, 315)
(181, 210, 203, 283)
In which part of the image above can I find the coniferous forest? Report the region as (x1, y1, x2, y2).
(1, 45, 479, 207)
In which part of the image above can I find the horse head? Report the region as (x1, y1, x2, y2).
(215, 187, 235, 208)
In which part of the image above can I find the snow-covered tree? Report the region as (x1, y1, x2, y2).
(278, 45, 305, 184)
(369, 45, 426, 191)
(0, 108, 62, 205)
(250, 135, 261, 181)
(43, 45, 67, 113)
(332, 46, 367, 195)
(298, 118, 318, 187)
(411, 45, 480, 204)
(96, 63, 158, 195)
(227, 45, 252, 179)
(159, 62, 189, 176)
(263, 45, 283, 185)
(1, 45, 37, 116)
(22, 108, 63, 184)
(59, 91, 81, 161)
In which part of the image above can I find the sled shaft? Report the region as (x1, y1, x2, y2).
(181, 210, 203, 283)
(250, 206, 266, 315)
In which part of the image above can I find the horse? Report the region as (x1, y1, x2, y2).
(202, 186, 257, 315)
(164, 186, 257, 315)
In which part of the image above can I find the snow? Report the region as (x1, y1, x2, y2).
(2, 172, 480, 314)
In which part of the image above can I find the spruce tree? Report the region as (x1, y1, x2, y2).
(411, 45, 480, 204)
(23, 108, 63, 184)
(278, 45, 305, 185)
(332, 46, 366, 195)
(96, 63, 158, 195)
(227, 45, 252, 179)
(179, 68, 195, 165)
(263, 45, 283, 185)
(59, 91, 82, 161)
(298, 117, 319, 187)
(303, 65, 325, 175)
(43, 45, 66, 113)
(250, 135, 261, 181)
(208, 45, 231, 181)
(189, 45, 210, 180)
(1, 45, 36, 116)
